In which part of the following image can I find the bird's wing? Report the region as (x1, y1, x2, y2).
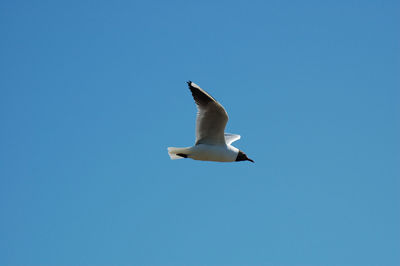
(187, 81, 228, 145)
(224, 133, 241, 145)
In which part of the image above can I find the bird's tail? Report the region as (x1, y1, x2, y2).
(167, 147, 191, 160)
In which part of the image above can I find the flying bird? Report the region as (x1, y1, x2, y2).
(168, 81, 254, 163)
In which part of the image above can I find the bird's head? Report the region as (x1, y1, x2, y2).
(235, 150, 254, 163)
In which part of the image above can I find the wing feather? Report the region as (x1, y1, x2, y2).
(224, 133, 241, 145)
(187, 81, 228, 145)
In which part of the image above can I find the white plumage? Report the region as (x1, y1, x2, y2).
(168, 81, 253, 163)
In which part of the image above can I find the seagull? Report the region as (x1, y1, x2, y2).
(168, 81, 254, 163)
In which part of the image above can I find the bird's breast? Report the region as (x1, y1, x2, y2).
(188, 144, 238, 162)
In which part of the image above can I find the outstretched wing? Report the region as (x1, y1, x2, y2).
(187, 81, 228, 145)
(224, 133, 241, 145)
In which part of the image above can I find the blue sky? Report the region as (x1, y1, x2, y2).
(1, 0, 399, 265)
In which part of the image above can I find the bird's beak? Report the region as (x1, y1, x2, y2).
(247, 158, 254, 163)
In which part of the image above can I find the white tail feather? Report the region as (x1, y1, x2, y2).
(167, 147, 191, 160)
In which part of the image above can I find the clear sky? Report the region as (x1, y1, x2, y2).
(1, 0, 399, 265)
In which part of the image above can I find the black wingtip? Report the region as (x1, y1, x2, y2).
(187, 80, 192, 86)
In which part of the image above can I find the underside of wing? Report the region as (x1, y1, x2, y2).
(187, 81, 228, 145)
(224, 133, 241, 145)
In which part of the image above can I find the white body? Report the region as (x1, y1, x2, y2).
(168, 143, 239, 162)
(168, 81, 251, 163)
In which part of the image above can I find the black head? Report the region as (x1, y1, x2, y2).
(235, 150, 254, 163)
